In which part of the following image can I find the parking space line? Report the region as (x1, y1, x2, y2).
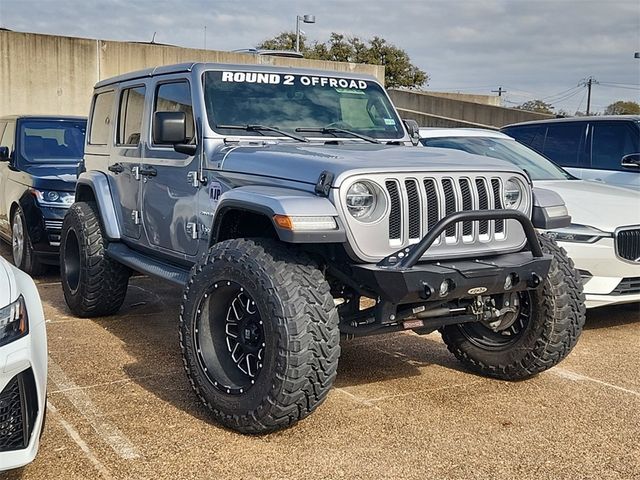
(551, 367, 640, 397)
(48, 357, 142, 460)
(48, 371, 181, 394)
(47, 401, 115, 480)
(335, 388, 383, 411)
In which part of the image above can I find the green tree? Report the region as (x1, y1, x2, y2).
(517, 100, 554, 114)
(257, 32, 428, 89)
(604, 100, 640, 115)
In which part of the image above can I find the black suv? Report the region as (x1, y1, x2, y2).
(0, 116, 86, 274)
(502, 116, 640, 189)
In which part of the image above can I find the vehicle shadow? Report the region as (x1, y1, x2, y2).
(584, 303, 640, 330)
(83, 276, 464, 424)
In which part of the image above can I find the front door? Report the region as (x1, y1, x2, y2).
(0, 121, 12, 236)
(141, 78, 200, 257)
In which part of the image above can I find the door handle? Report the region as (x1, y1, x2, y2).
(108, 163, 124, 174)
(139, 166, 157, 177)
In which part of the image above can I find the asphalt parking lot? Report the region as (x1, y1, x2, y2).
(2, 243, 639, 480)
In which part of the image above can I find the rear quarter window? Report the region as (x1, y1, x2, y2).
(89, 91, 115, 145)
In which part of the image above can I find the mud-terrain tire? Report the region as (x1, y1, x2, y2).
(60, 201, 130, 317)
(11, 207, 46, 276)
(440, 233, 586, 380)
(180, 238, 340, 434)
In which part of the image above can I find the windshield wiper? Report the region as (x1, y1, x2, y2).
(295, 127, 381, 144)
(216, 124, 308, 143)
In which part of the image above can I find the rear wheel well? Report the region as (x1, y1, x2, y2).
(75, 185, 97, 203)
(213, 209, 278, 245)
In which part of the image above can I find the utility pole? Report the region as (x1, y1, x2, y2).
(204, 26, 207, 50)
(491, 86, 507, 97)
(580, 76, 598, 115)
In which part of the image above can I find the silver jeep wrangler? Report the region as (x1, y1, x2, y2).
(60, 63, 585, 433)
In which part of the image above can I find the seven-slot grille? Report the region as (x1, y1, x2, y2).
(384, 175, 508, 246)
(616, 229, 640, 262)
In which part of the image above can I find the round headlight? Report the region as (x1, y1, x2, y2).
(44, 191, 60, 202)
(346, 182, 377, 220)
(503, 177, 524, 209)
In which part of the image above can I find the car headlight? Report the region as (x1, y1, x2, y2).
(31, 189, 74, 206)
(546, 224, 611, 243)
(0, 296, 28, 347)
(346, 181, 384, 222)
(503, 177, 525, 210)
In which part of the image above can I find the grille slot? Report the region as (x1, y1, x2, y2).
(491, 179, 504, 233)
(459, 178, 474, 236)
(423, 179, 440, 232)
(442, 179, 457, 237)
(475, 178, 489, 235)
(405, 180, 421, 239)
(612, 277, 640, 295)
(616, 229, 640, 262)
(385, 180, 401, 240)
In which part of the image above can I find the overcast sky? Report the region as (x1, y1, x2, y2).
(1, 0, 639, 113)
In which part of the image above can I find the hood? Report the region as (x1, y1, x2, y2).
(19, 163, 78, 191)
(0, 258, 17, 307)
(212, 143, 524, 187)
(536, 180, 640, 232)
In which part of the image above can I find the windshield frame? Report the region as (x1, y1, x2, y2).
(201, 68, 407, 142)
(16, 118, 87, 165)
(420, 135, 576, 181)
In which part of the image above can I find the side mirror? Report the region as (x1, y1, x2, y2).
(403, 119, 420, 146)
(621, 153, 640, 169)
(0, 146, 9, 161)
(153, 111, 187, 145)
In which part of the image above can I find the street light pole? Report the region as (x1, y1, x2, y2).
(295, 14, 316, 53)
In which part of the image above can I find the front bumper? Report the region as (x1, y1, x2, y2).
(353, 251, 551, 305)
(0, 316, 47, 471)
(559, 238, 640, 308)
(351, 210, 552, 307)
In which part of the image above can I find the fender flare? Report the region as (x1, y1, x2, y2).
(211, 185, 346, 244)
(75, 171, 121, 240)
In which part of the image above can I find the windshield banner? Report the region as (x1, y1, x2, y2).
(221, 71, 368, 89)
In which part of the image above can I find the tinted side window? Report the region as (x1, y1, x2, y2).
(117, 86, 146, 146)
(591, 122, 640, 170)
(89, 91, 115, 145)
(153, 82, 194, 144)
(504, 125, 545, 153)
(542, 123, 584, 167)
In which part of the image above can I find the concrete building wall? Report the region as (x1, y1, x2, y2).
(388, 89, 554, 128)
(422, 90, 501, 106)
(1, 31, 385, 118)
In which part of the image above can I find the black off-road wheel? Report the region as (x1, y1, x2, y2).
(11, 207, 46, 276)
(60, 201, 130, 317)
(180, 238, 340, 434)
(440, 233, 586, 380)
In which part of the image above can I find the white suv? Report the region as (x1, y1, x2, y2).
(0, 256, 47, 471)
(420, 128, 640, 308)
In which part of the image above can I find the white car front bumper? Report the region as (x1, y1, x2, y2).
(0, 284, 47, 471)
(559, 237, 640, 308)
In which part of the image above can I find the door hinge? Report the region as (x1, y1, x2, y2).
(131, 210, 141, 225)
(187, 171, 200, 188)
(132, 166, 141, 181)
(186, 222, 198, 239)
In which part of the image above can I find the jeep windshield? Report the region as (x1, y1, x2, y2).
(203, 70, 404, 140)
(18, 119, 87, 164)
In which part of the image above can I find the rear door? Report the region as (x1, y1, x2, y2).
(110, 83, 147, 240)
(141, 77, 200, 257)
